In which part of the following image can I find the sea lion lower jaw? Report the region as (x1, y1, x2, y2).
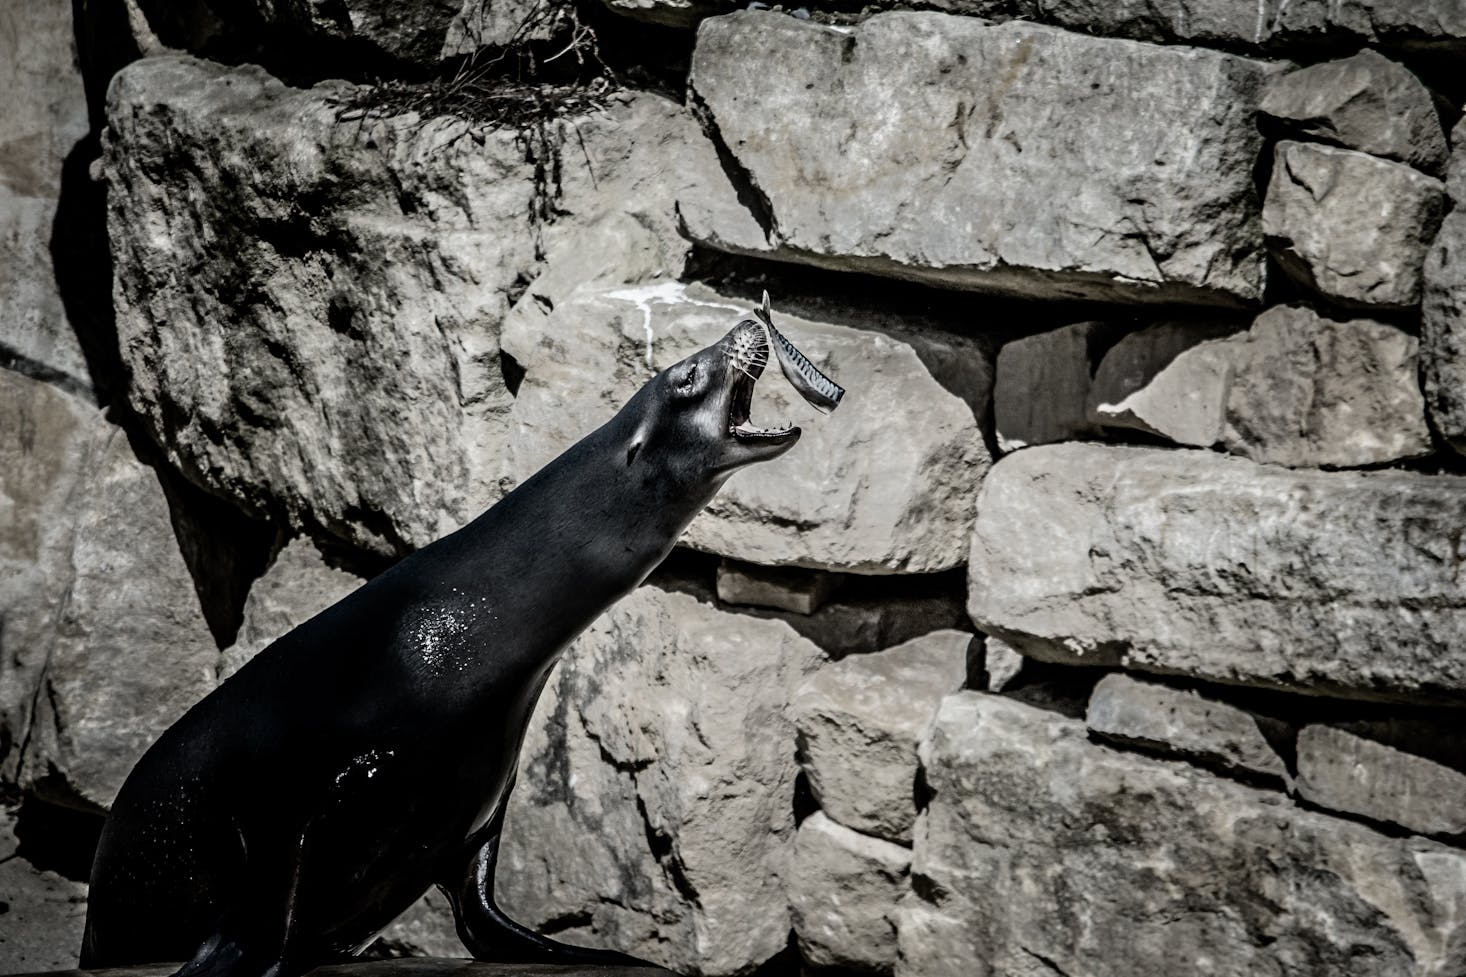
(80, 299, 841, 977)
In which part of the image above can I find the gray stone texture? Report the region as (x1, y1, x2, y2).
(0, 807, 88, 973)
(1448, 115, 1466, 206)
(993, 322, 1104, 452)
(1264, 140, 1444, 310)
(902, 692, 1466, 977)
(715, 559, 843, 615)
(968, 443, 1466, 702)
(0, 369, 216, 811)
(1259, 50, 1447, 175)
(1087, 319, 1240, 446)
(1086, 673, 1289, 782)
(684, 12, 1271, 306)
(1296, 724, 1466, 838)
(1423, 211, 1466, 456)
(978, 0, 1466, 55)
(1221, 304, 1431, 468)
(105, 56, 722, 558)
(792, 630, 970, 844)
(502, 281, 990, 573)
(0, 0, 93, 395)
(788, 812, 910, 974)
(982, 636, 1026, 693)
(498, 586, 827, 976)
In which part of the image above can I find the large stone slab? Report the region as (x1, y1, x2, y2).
(684, 12, 1271, 307)
(498, 586, 827, 976)
(1086, 673, 1288, 782)
(1264, 140, 1444, 310)
(1221, 305, 1431, 467)
(792, 630, 970, 843)
(901, 692, 1466, 977)
(967, 443, 1466, 702)
(987, 0, 1466, 56)
(788, 812, 910, 974)
(1296, 724, 1466, 838)
(0, 369, 216, 810)
(1259, 50, 1447, 176)
(502, 281, 990, 573)
(1423, 211, 1466, 457)
(105, 56, 722, 558)
(0, 0, 93, 396)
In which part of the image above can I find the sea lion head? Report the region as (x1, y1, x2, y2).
(624, 296, 846, 489)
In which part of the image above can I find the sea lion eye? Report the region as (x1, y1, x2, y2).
(679, 363, 698, 391)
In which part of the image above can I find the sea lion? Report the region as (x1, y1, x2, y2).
(80, 297, 843, 977)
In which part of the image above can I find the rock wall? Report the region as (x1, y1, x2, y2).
(4, 0, 1466, 974)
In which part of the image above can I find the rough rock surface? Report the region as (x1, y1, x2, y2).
(983, 637, 1026, 693)
(902, 692, 1466, 977)
(993, 322, 1105, 452)
(1221, 305, 1431, 467)
(716, 559, 843, 615)
(498, 586, 827, 976)
(105, 56, 722, 557)
(502, 281, 990, 573)
(1259, 50, 1447, 175)
(792, 630, 969, 843)
(1087, 320, 1239, 446)
(1086, 673, 1288, 782)
(788, 812, 910, 974)
(968, 443, 1466, 701)
(1449, 115, 1466, 206)
(983, 0, 1466, 55)
(1264, 140, 1444, 310)
(1423, 211, 1466, 456)
(0, 369, 216, 811)
(0, 807, 88, 973)
(684, 12, 1271, 306)
(1296, 724, 1466, 838)
(218, 536, 364, 680)
(0, 0, 92, 395)
(600, 0, 734, 28)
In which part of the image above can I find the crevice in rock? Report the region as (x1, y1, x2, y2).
(634, 793, 700, 907)
(11, 792, 104, 884)
(792, 771, 817, 828)
(537, 908, 595, 935)
(686, 84, 780, 244)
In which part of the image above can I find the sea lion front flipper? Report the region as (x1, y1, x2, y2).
(442, 796, 675, 972)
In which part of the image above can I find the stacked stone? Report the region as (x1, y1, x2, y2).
(6, 0, 1466, 973)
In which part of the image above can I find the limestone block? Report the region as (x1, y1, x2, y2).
(999, 0, 1466, 56)
(1086, 673, 1288, 782)
(1087, 320, 1239, 446)
(792, 631, 970, 843)
(1264, 141, 1444, 310)
(0, 369, 216, 811)
(1259, 50, 1447, 175)
(1296, 724, 1466, 838)
(0, 0, 93, 395)
(217, 537, 364, 680)
(684, 12, 1271, 306)
(105, 56, 722, 558)
(967, 443, 1466, 702)
(902, 692, 1466, 977)
(498, 586, 827, 976)
(1222, 305, 1431, 468)
(1423, 211, 1466, 457)
(993, 322, 1105, 452)
(788, 812, 910, 974)
(0, 807, 88, 973)
(502, 281, 990, 573)
(715, 559, 842, 615)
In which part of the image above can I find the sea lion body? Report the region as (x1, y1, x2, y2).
(80, 312, 827, 976)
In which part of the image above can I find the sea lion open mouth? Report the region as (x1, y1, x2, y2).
(722, 292, 845, 443)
